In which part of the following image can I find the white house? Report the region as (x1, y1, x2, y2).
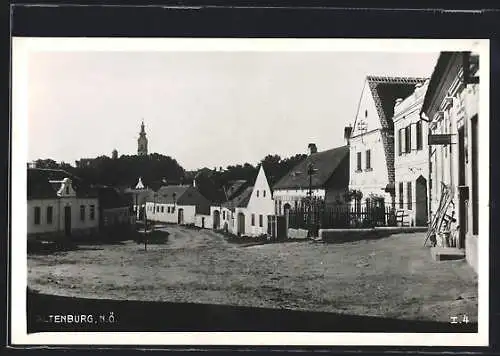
(348, 75, 428, 212)
(145, 185, 211, 225)
(393, 80, 430, 226)
(420, 51, 480, 272)
(273, 144, 349, 214)
(214, 165, 275, 237)
(27, 168, 99, 240)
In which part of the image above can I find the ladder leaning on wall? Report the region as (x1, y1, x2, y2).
(424, 182, 454, 247)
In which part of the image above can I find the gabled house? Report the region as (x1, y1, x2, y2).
(348, 75, 428, 211)
(393, 80, 430, 226)
(273, 144, 350, 214)
(210, 179, 249, 231)
(216, 165, 274, 237)
(145, 185, 211, 225)
(27, 168, 99, 240)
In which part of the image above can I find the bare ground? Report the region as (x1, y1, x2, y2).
(28, 226, 478, 322)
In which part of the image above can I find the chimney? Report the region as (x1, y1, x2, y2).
(308, 143, 318, 155)
(344, 126, 353, 145)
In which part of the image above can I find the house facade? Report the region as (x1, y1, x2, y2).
(216, 165, 275, 237)
(27, 168, 99, 240)
(348, 76, 428, 211)
(393, 81, 430, 226)
(420, 51, 480, 272)
(145, 185, 211, 225)
(273, 144, 350, 215)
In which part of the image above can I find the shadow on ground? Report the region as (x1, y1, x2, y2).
(27, 289, 477, 333)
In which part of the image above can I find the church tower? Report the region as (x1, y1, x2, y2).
(137, 120, 148, 156)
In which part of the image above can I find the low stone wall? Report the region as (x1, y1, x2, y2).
(465, 234, 478, 273)
(287, 228, 309, 240)
(319, 226, 428, 243)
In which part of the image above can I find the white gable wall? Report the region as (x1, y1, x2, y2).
(351, 81, 383, 137)
(349, 81, 392, 204)
(245, 166, 275, 236)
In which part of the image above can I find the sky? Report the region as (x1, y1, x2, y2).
(27, 50, 440, 171)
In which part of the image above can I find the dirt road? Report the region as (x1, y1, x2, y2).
(28, 226, 478, 322)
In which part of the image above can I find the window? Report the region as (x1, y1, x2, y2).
(251, 214, 255, 226)
(167, 207, 170, 213)
(256, 190, 259, 197)
(365, 109, 368, 118)
(407, 182, 413, 210)
(80, 205, 86, 221)
(398, 128, 403, 156)
(365, 150, 371, 170)
(223, 211, 226, 220)
(65, 186, 70, 195)
(405, 125, 412, 153)
(90, 205, 95, 220)
(34, 206, 41, 225)
(156, 206, 160, 212)
(161, 206, 164, 213)
(263, 190, 266, 197)
(356, 152, 362, 171)
(46, 206, 53, 224)
(416, 121, 423, 150)
(259, 214, 263, 227)
(399, 182, 404, 209)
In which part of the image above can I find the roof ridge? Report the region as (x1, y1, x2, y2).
(366, 75, 429, 83)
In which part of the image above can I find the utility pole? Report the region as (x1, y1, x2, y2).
(144, 198, 147, 251)
(307, 163, 318, 235)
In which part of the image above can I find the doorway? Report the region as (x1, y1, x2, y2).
(64, 206, 72, 237)
(283, 203, 291, 230)
(415, 176, 428, 226)
(237, 212, 245, 235)
(178, 208, 184, 225)
(458, 126, 467, 248)
(213, 210, 220, 229)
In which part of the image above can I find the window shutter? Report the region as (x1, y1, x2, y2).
(400, 128, 406, 155)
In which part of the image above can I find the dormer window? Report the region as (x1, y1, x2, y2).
(263, 191, 266, 198)
(65, 186, 70, 195)
(256, 190, 259, 197)
(365, 109, 368, 118)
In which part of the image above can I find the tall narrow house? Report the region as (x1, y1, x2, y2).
(420, 51, 480, 272)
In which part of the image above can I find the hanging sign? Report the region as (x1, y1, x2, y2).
(428, 134, 454, 145)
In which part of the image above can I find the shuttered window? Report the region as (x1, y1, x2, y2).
(416, 121, 423, 150)
(365, 150, 371, 170)
(407, 182, 413, 210)
(356, 152, 362, 171)
(398, 129, 403, 156)
(399, 183, 404, 209)
(405, 125, 412, 153)
(46, 206, 53, 224)
(34, 207, 41, 225)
